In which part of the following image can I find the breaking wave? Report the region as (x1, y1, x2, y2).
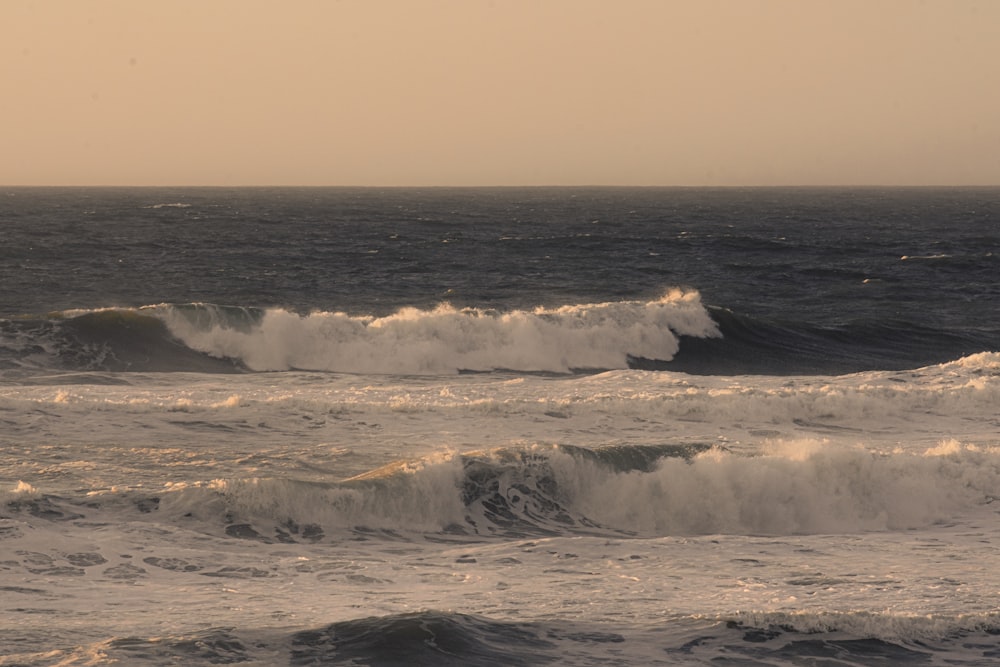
(2, 291, 995, 378)
(0, 293, 717, 376)
(157, 291, 717, 374)
(211, 441, 1000, 538)
(16, 440, 996, 541)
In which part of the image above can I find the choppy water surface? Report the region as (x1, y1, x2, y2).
(2, 187, 999, 665)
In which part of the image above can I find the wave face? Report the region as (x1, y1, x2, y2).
(33, 441, 991, 542)
(290, 612, 558, 667)
(0, 293, 718, 376)
(0, 307, 248, 375)
(158, 292, 717, 374)
(3, 294, 994, 378)
(642, 306, 998, 375)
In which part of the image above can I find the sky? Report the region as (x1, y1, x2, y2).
(2, 0, 999, 186)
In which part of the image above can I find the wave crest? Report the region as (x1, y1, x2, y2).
(140, 442, 1000, 540)
(160, 291, 718, 374)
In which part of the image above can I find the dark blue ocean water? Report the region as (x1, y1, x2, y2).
(2, 187, 997, 376)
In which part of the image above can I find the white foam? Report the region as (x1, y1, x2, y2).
(142, 440, 1000, 538)
(0, 480, 39, 503)
(570, 441, 1000, 534)
(158, 461, 469, 533)
(158, 291, 719, 374)
(1, 352, 996, 496)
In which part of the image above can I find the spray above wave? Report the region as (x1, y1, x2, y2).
(158, 291, 718, 374)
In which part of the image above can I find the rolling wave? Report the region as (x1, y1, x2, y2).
(157, 291, 717, 374)
(15, 441, 997, 540)
(0, 293, 717, 376)
(1, 292, 995, 377)
(231, 441, 1000, 538)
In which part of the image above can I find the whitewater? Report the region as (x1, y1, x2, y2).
(1, 186, 999, 665)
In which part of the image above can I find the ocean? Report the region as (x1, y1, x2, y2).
(1, 186, 998, 665)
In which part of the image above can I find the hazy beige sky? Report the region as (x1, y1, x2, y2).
(3, 0, 998, 186)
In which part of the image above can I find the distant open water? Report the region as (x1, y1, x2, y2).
(1, 187, 999, 665)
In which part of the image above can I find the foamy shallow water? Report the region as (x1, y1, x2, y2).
(3, 356, 1000, 664)
(4, 501, 1000, 665)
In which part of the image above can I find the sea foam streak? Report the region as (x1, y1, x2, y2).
(156, 290, 718, 374)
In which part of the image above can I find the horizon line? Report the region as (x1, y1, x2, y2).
(4, 183, 1000, 189)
